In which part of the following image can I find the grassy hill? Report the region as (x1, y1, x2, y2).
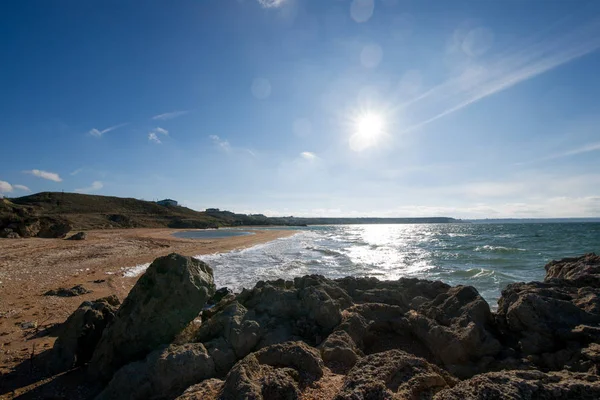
(4, 192, 223, 230)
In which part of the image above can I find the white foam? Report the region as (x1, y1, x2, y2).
(121, 263, 151, 278)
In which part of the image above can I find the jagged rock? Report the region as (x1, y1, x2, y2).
(496, 281, 600, 356)
(175, 379, 224, 400)
(50, 296, 120, 372)
(334, 350, 458, 400)
(336, 276, 451, 310)
(545, 253, 600, 287)
(320, 330, 361, 371)
(97, 343, 215, 400)
(409, 285, 502, 376)
(219, 341, 324, 400)
(433, 370, 600, 400)
(207, 287, 233, 306)
(67, 231, 87, 240)
(89, 253, 216, 381)
(44, 284, 91, 297)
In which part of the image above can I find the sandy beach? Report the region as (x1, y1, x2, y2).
(0, 228, 295, 381)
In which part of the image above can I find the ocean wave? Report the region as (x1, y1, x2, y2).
(474, 245, 526, 253)
(121, 263, 150, 278)
(306, 246, 345, 257)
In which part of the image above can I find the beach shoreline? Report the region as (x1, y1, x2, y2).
(0, 228, 295, 377)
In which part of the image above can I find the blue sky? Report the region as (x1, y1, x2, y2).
(1, 0, 600, 218)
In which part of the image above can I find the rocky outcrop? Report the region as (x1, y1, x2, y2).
(335, 350, 458, 399)
(50, 296, 120, 372)
(44, 284, 91, 297)
(496, 253, 600, 371)
(89, 253, 216, 381)
(46, 252, 600, 399)
(433, 370, 600, 399)
(1, 216, 72, 238)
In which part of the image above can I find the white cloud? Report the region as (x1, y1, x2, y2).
(300, 151, 317, 160)
(0, 180, 13, 193)
(13, 184, 30, 192)
(154, 127, 169, 135)
(151, 111, 188, 120)
(209, 135, 231, 152)
(399, 17, 600, 133)
(88, 123, 127, 138)
(148, 132, 162, 144)
(70, 168, 83, 176)
(75, 181, 103, 193)
(24, 169, 62, 182)
(257, 0, 286, 8)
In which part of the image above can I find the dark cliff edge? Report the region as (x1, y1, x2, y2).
(2, 253, 599, 399)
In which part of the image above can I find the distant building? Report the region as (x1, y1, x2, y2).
(157, 199, 178, 207)
(205, 208, 220, 212)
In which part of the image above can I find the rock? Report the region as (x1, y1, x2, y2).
(207, 287, 233, 306)
(50, 295, 120, 372)
(20, 321, 38, 330)
(220, 341, 324, 400)
(97, 343, 215, 400)
(89, 253, 216, 381)
(320, 330, 360, 371)
(334, 350, 458, 400)
(44, 284, 91, 297)
(176, 379, 224, 400)
(36, 217, 73, 238)
(67, 231, 87, 240)
(0, 228, 19, 238)
(496, 280, 600, 356)
(408, 285, 502, 376)
(545, 253, 600, 287)
(433, 370, 600, 400)
(335, 276, 451, 310)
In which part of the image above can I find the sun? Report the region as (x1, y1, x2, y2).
(350, 112, 386, 152)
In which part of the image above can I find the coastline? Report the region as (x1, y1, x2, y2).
(0, 228, 295, 376)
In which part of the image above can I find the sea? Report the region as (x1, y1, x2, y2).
(194, 223, 600, 308)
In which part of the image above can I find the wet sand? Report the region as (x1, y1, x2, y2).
(0, 228, 295, 381)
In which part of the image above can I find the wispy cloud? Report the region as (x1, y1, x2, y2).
(24, 169, 62, 182)
(75, 181, 103, 193)
(13, 184, 30, 192)
(148, 132, 162, 144)
(151, 111, 188, 121)
(300, 151, 317, 160)
(518, 141, 600, 165)
(209, 135, 231, 152)
(257, 0, 286, 8)
(153, 127, 169, 135)
(148, 127, 169, 144)
(70, 168, 83, 176)
(88, 123, 128, 138)
(399, 17, 600, 133)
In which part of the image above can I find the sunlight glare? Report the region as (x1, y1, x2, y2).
(350, 112, 386, 152)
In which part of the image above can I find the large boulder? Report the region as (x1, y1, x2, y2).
(97, 343, 215, 400)
(433, 370, 600, 400)
(50, 296, 120, 372)
(89, 253, 216, 381)
(334, 350, 458, 400)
